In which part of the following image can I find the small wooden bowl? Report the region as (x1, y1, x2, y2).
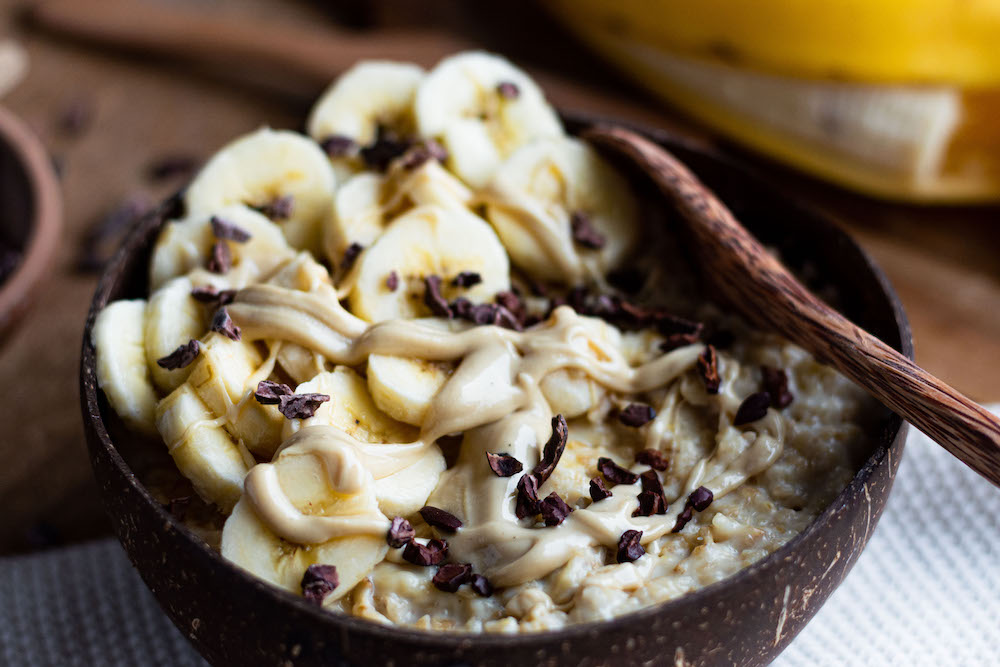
(80, 115, 911, 666)
(0, 105, 61, 341)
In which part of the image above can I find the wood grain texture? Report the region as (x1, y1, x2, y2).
(584, 125, 1000, 487)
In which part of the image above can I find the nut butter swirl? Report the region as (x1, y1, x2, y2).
(231, 285, 786, 587)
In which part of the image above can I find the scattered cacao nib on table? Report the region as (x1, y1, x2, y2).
(75, 194, 153, 273)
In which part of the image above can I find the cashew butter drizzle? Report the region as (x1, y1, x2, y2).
(231, 284, 785, 588)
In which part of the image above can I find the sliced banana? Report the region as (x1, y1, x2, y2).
(283, 367, 417, 443)
(307, 60, 425, 180)
(185, 332, 284, 460)
(484, 136, 641, 283)
(222, 438, 388, 601)
(415, 51, 563, 188)
(144, 276, 208, 394)
(285, 368, 444, 517)
(93, 299, 159, 435)
(326, 161, 473, 261)
(149, 204, 294, 291)
(156, 383, 249, 511)
(184, 127, 337, 256)
(540, 368, 604, 420)
(366, 355, 453, 427)
(348, 205, 510, 323)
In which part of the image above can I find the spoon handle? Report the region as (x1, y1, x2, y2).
(585, 125, 1000, 488)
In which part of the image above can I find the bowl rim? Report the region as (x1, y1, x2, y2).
(80, 114, 913, 650)
(0, 104, 62, 333)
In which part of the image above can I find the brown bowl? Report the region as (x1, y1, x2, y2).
(0, 105, 62, 341)
(80, 114, 911, 667)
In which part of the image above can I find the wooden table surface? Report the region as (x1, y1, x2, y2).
(0, 0, 997, 554)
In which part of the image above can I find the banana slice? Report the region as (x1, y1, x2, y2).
(156, 383, 250, 511)
(307, 60, 425, 180)
(326, 161, 473, 261)
(149, 204, 294, 291)
(185, 332, 285, 460)
(484, 136, 641, 283)
(415, 51, 563, 188)
(222, 436, 388, 601)
(93, 300, 159, 435)
(283, 367, 417, 443)
(540, 369, 604, 420)
(144, 276, 209, 394)
(366, 355, 453, 426)
(348, 205, 510, 323)
(184, 127, 337, 256)
(285, 368, 445, 517)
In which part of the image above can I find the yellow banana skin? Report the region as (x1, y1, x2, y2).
(547, 0, 1000, 87)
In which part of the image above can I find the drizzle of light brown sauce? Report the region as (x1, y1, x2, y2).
(230, 285, 784, 588)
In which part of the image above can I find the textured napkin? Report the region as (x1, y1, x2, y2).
(2, 412, 998, 666)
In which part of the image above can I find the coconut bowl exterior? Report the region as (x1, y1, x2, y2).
(80, 115, 912, 667)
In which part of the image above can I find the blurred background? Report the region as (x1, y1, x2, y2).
(0, 0, 997, 554)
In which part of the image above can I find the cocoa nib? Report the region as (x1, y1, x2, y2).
(733, 391, 771, 426)
(278, 393, 330, 420)
(688, 485, 714, 512)
(320, 134, 358, 158)
(539, 492, 573, 526)
(251, 195, 294, 221)
(634, 449, 668, 471)
(419, 506, 463, 533)
(532, 414, 568, 484)
(470, 574, 493, 597)
(597, 457, 638, 486)
(400, 139, 448, 170)
(156, 339, 200, 370)
(633, 470, 667, 517)
(385, 270, 399, 292)
(423, 275, 452, 318)
(762, 366, 794, 409)
(451, 300, 521, 330)
(494, 290, 526, 325)
(589, 476, 612, 502)
(515, 473, 541, 520)
(496, 81, 520, 99)
(254, 380, 293, 405)
(190, 285, 236, 307)
(451, 271, 482, 288)
(616, 529, 645, 563)
(206, 241, 232, 274)
(340, 242, 363, 273)
(659, 332, 701, 353)
(210, 216, 252, 242)
(402, 538, 448, 566)
(387, 516, 415, 548)
(569, 211, 606, 249)
(618, 403, 656, 427)
(210, 307, 241, 341)
(486, 452, 523, 477)
(360, 126, 412, 170)
(432, 563, 474, 593)
(697, 345, 721, 394)
(671, 506, 694, 533)
(301, 564, 339, 605)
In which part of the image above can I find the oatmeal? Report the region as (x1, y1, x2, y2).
(91, 50, 874, 633)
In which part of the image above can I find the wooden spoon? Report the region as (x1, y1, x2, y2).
(584, 124, 1000, 488)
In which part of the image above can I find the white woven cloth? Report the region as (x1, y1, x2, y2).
(1, 412, 998, 666)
